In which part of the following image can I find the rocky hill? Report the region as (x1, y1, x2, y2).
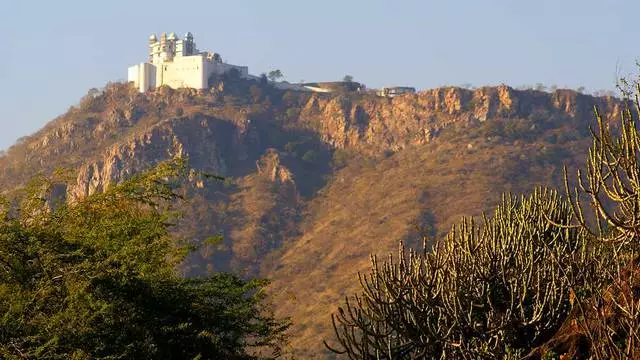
(0, 75, 624, 357)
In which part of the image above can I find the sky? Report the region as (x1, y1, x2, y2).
(1, 0, 638, 150)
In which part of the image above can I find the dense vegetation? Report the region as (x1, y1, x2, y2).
(326, 83, 640, 359)
(0, 161, 289, 359)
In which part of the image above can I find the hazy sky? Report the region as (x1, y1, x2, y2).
(1, 0, 638, 150)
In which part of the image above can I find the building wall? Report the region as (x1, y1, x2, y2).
(160, 55, 207, 89)
(302, 85, 333, 93)
(208, 62, 249, 77)
(127, 65, 138, 87)
(128, 63, 157, 92)
(142, 63, 157, 92)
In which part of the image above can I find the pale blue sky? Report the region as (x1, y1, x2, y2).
(1, 0, 638, 150)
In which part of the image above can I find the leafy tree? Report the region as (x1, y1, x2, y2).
(343, 75, 354, 83)
(267, 70, 284, 82)
(0, 160, 289, 359)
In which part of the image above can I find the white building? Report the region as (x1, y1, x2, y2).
(377, 86, 417, 97)
(128, 32, 249, 92)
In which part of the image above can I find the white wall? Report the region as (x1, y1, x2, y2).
(127, 65, 139, 85)
(128, 52, 252, 92)
(128, 63, 157, 92)
(161, 55, 207, 89)
(142, 63, 156, 92)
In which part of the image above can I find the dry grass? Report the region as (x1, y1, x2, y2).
(265, 129, 590, 358)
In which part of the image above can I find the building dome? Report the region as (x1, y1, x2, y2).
(168, 32, 177, 40)
(148, 34, 158, 42)
(185, 32, 193, 39)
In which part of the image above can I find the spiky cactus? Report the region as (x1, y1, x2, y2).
(326, 189, 608, 359)
(561, 81, 640, 359)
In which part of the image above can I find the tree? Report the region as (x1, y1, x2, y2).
(267, 70, 284, 82)
(0, 160, 289, 359)
(343, 75, 354, 83)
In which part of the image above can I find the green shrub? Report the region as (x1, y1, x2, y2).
(302, 150, 318, 163)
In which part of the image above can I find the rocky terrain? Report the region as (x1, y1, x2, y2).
(0, 75, 624, 357)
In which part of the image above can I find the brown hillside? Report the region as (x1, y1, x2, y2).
(0, 77, 623, 357)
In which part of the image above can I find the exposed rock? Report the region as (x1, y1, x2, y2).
(256, 149, 295, 185)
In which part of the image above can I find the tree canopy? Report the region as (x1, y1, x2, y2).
(267, 70, 284, 82)
(0, 161, 289, 359)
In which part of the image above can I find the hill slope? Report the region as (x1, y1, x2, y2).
(0, 77, 623, 357)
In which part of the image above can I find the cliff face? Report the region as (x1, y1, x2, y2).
(295, 85, 620, 152)
(0, 79, 624, 357)
(67, 116, 234, 201)
(0, 81, 621, 195)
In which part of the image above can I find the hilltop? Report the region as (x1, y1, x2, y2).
(0, 74, 624, 357)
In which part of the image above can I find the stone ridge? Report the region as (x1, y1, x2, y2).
(0, 83, 622, 197)
(297, 85, 621, 152)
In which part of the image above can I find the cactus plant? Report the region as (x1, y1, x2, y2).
(326, 189, 610, 359)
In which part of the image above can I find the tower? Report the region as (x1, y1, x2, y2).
(184, 32, 195, 56)
(159, 32, 169, 62)
(176, 32, 195, 57)
(148, 34, 158, 63)
(166, 32, 177, 60)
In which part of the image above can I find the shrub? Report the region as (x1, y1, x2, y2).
(326, 188, 610, 359)
(302, 150, 318, 163)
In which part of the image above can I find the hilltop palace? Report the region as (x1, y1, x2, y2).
(128, 31, 416, 96)
(128, 32, 249, 92)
